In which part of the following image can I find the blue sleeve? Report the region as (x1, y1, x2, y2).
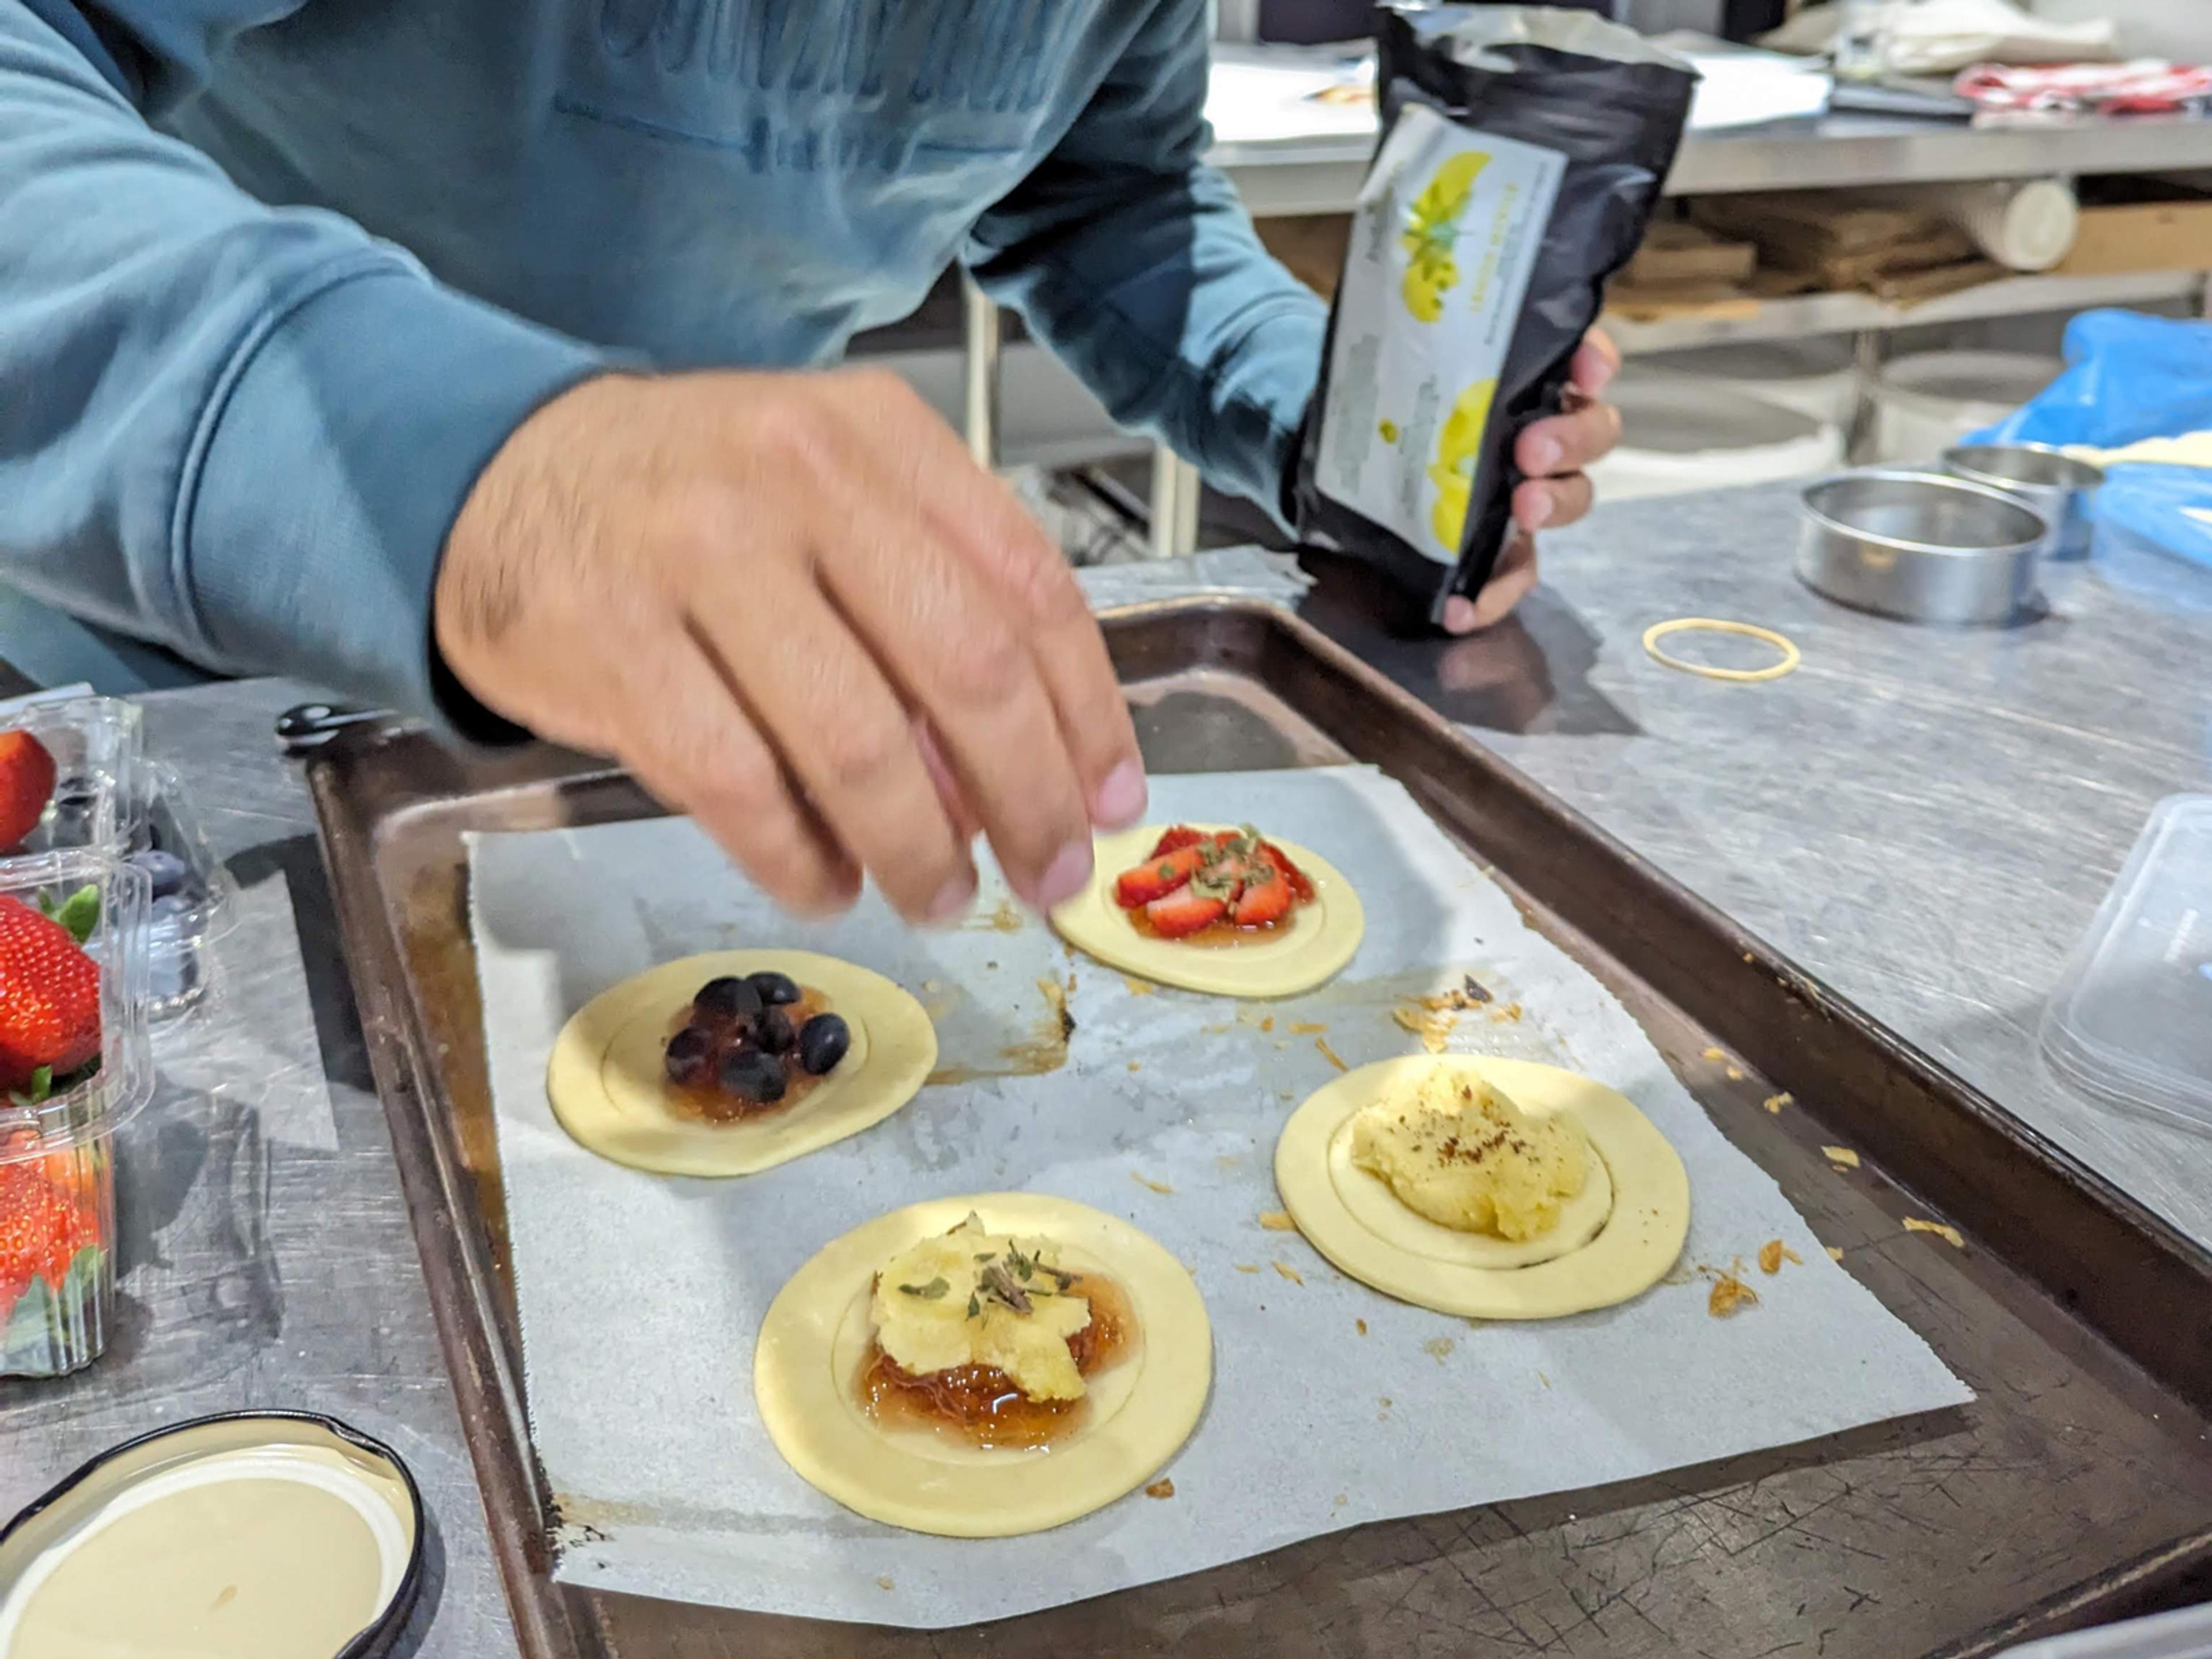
(0, 2, 607, 718)
(964, 0, 1328, 522)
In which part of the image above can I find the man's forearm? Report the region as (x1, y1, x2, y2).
(963, 0, 1327, 519)
(0, 0, 604, 714)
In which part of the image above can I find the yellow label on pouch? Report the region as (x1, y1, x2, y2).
(1316, 105, 1564, 562)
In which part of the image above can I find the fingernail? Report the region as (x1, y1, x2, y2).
(926, 870, 976, 926)
(1035, 839, 1094, 911)
(1093, 759, 1147, 829)
(1527, 437, 1563, 476)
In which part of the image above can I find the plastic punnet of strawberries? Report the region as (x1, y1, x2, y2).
(1112, 825, 1316, 939)
(0, 878, 112, 1376)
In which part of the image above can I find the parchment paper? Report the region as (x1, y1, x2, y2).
(468, 766, 1969, 1628)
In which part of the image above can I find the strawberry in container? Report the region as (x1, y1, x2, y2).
(0, 852, 153, 1379)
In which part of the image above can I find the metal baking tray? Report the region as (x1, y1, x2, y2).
(304, 599, 2212, 1659)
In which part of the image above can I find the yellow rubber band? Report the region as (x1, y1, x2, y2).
(1641, 618, 1801, 683)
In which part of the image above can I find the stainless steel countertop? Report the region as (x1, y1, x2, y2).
(1, 481, 2207, 1655)
(1303, 482, 2212, 1248)
(1213, 107, 2212, 217)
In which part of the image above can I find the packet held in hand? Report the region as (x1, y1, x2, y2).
(1296, 7, 1696, 620)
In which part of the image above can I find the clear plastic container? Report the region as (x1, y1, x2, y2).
(0, 696, 232, 1021)
(0, 851, 154, 1378)
(0, 696, 142, 862)
(123, 760, 237, 1018)
(2040, 796, 2212, 1134)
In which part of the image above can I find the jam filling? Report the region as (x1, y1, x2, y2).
(861, 1271, 1135, 1450)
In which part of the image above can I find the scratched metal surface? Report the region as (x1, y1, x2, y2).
(0, 679, 519, 1659)
(1297, 482, 2212, 1257)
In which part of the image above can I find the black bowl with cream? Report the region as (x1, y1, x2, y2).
(0, 1411, 424, 1658)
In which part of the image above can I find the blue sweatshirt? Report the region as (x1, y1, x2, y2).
(0, 0, 1327, 717)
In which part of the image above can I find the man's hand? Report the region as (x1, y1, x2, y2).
(435, 368, 1147, 921)
(1441, 329, 1623, 635)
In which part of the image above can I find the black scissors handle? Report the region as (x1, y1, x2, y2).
(274, 701, 391, 755)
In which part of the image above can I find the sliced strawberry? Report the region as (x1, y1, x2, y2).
(1147, 826, 1208, 858)
(1259, 840, 1316, 903)
(1230, 862, 1293, 927)
(1146, 888, 1228, 938)
(1114, 843, 1209, 908)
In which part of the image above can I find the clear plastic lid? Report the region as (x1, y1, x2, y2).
(0, 851, 154, 1164)
(2040, 796, 2212, 1132)
(0, 696, 142, 862)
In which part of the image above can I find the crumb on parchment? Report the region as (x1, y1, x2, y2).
(1904, 1217, 1965, 1249)
(1145, 1479, 1175, 1500)
(1259, 1210, 1298, 1231)
(1703, 1258, 1759, 1317)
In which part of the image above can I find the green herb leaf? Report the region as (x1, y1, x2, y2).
(978, 1260, 1033, 1316)
(53, 884, 99, 946)
(897, 1277, 950, 1301)
(965, 1293, 980, 1320)
(0, 1245, 105, 1377)
(0, 1274, 58, 1373)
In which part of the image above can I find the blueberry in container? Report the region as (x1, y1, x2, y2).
(122, 760, 237, 1020)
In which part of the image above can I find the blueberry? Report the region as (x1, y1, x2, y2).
(130, 849, 190, 899)
(756, 1005, 796, 1055)
(718, 1047, 787, 1104)
(694, 975, 763, 1021)
(664, 1026, 713, 1085)
(747, 970, 801, 1006)
(797, 1013, 851, 1075)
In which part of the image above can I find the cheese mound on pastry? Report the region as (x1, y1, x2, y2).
(1350, 1065, 1590, 1240)
(870, 1216, 1094, 1400)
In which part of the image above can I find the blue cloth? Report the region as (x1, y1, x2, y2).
(1969, 310, 2212, 452)
(0, 0, 1327, 717)
(1968, 309, 2212, 586)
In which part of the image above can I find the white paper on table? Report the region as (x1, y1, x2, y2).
(1205, 53, 1377, 146)
(1644, 33, 1835, 130)
(468, 766, 1970, 1630)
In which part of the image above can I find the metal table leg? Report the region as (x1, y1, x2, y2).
(961, 273, 1001, 471)
(1149, 448, 1202, 560)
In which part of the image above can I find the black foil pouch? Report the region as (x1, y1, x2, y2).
(1295, 6, 1696, 622)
